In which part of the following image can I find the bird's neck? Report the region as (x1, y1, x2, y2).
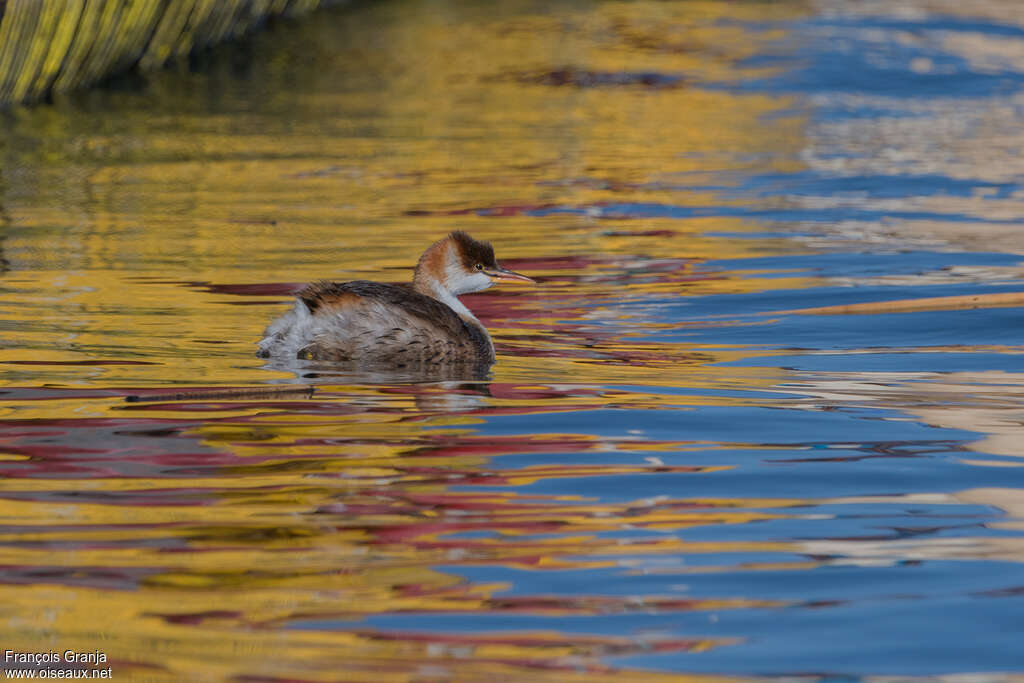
(414, 274, 494, 360)
(413, 240, 495, 360)
(431, 282, 481, 324)
(413, 238, 453, 297)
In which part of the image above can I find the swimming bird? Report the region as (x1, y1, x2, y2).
(257, 232, 534, 367)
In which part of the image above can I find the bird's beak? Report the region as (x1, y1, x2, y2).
(485, 267, 535, 284)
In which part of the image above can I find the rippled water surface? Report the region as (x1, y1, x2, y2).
(3, 1, 1024, 680)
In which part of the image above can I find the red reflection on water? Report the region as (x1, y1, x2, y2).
(149, 610, 243, 625)
(0, 564, 166, 590)
(405, 203, 562, 217)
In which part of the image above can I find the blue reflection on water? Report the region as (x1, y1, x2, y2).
(476, 406, 964, 443)
(529, 202, 1024, 224)
(725, 14, 1024, 98)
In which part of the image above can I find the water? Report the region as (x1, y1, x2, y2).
(2, 1, 1024, 680)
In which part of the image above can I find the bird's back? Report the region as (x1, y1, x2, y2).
(257, 280, 493, 366)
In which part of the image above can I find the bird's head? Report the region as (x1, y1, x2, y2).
(415, 231, 534, 296)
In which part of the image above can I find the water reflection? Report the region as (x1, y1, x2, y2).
(2, 0, 1024, 679)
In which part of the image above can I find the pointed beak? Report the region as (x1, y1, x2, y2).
(484, 267, 535, 284)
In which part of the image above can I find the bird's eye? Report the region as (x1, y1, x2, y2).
(475, 263, 483, 271)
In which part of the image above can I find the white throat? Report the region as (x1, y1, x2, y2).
(431, 282, 480, 326)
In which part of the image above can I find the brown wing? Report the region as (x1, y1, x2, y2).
(294, 280, 490, 365)
(298, 280, 463, 336)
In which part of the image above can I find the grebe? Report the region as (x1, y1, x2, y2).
(257, 232, 534, 366)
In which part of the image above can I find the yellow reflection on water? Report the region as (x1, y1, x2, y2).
(0, 0, 816, 390)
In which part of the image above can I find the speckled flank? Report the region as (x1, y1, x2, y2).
(258, 280, 493, 366)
